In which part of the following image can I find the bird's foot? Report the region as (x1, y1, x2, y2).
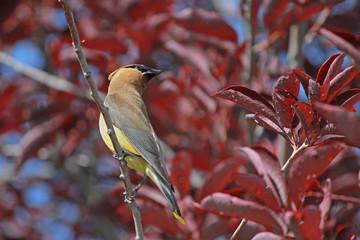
(133, 176, 150, 193)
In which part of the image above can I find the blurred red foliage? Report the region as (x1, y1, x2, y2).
(0, 0, 360, 239)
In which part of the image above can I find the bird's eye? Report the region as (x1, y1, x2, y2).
(125, 65, 148, 73)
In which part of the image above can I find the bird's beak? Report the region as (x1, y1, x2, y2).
(144, 68, 163, 81)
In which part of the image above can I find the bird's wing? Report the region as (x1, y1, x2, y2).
(105, 93, 172, 185)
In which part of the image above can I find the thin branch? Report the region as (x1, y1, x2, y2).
(0, 51, 100, 100)
(230, 218, 248, 240)
(58, 1, 144, 239)
(281, 142, 308, 172)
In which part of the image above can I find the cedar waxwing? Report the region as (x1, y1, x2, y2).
(99, 64, 185, 225)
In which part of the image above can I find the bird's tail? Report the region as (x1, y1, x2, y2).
(146, 166, 185, 225)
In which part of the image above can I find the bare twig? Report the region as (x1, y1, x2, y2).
(0, 51, 100, 100)
(59, 1, 144, 239)
(281, 142, 308, 172)
(230, 218, 248, 240)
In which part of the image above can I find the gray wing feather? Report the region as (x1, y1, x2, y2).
(105, 94, 171, 184)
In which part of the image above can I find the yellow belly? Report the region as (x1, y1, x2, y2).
(99, 114, 148, 174)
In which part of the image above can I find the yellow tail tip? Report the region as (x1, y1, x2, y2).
(173, 211, 186, 225)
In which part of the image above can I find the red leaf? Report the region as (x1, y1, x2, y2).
(174, 9, 238, 42)
(252, 145, 288, 207)
(235, 147, 284, 207)
(232, 173, 281, 211)
(196, 157, 248, 201)
(273, 72, 300, 98)
(170, 151, 192, 197)
(211, 86, 278, 125)
(318, 28, 360, 70)
(335, 225, 357, 240)
(308, 79, 321, 101)
(245, 113, 286, 137)
(326, 66, 360, 103)
(297, 206, 322, 240)
(251, 232, 285, 240)
(272, 91, 297, 129)
(293, 101, 315, 136)
(331, 89, 360, 111)
(316, 53, 343, 85)
(313, 102, 360, 148)
(201, 192, 286, 233)
(287, 141, 346, 207)
(15, 115, 75, 169)
(293, 69, 314, 98)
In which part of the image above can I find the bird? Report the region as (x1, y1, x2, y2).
(98, 64, 185, 225)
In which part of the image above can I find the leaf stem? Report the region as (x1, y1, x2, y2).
(230, 218, 248, 240)
(281, 142, 308, 172)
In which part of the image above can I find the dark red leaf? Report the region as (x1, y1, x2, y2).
(313, 102, 360, 148)
(170, 151, 192, 197)
(331, 89, 360, 111)
(174, 9, 238, 42)
(234, 147, 283, 206)
(335, 225, 357, 240)
(251, 232, 285, 240)
(297, 206, 322, 240)
(232, 173, 280, 211)
(252, 145, 287, 207)
(331, 203, 359, 235)
(308, 79, 321, 102)
(15, 115, 75, 169)
(326, 66, 360, 103)
(273, 73, 300, 98)
(293, 69, 314, 98)
(196, 157, 248, 201)
(332, 173, 360, 195)
(316, 53, 343, 85)
(201, 192, 286, 233)
(317, 54, 346, 101)
(321, 53, 345, 86)
(287, 141, 346, 207)
(293, 101, 315, 136)
(245, 114, 286, 138)
(211, 86, 278, 125)
(272, 91, 297, 129)
(318, 28, 360, 70)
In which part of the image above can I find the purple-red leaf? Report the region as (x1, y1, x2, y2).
(318, 28, 360, 70)
(316, 53, 344, 85)
(297, 206, 322, 240)
(201, 192, 286, 233)
(331, 89, 360, 111)
(326, 66, 360, 103)
(251, 232, 285, 240)
(313, 102, 360, 148)
(196, 157, 248, 201)
(245, 113, 286, 137)
(287, 141, 346, 207)
(308, 79, 321, 101)
(211, 86, 278, 125)
(273, 91, 296, 129)
(293, 69, 314, 98)
(273, 73, 300, 98)
(235, 147, 283, 206)
(252, 145, 287, 207)
(293, 101, 315, 135)
(232, 173, 280, 211)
